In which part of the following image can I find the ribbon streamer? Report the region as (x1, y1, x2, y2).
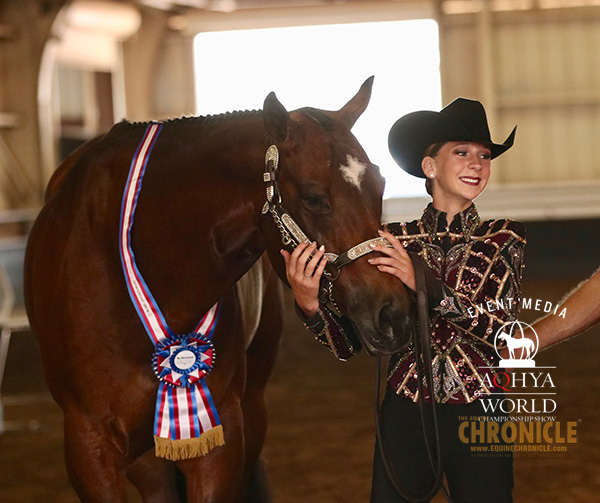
(119, 122, 224, 460)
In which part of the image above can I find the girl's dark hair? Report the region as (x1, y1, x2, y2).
(423, 142, 446, 196)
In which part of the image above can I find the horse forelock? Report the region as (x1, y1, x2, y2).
(299, 107, 335, 132)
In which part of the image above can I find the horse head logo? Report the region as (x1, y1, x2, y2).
(494, 321, 539, 368)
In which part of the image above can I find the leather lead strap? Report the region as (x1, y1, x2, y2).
(374, 253, 453, 503)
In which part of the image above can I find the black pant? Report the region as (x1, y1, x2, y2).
(371, 387, 513, 503)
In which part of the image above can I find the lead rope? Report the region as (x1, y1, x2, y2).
(374, 254, 453, 503)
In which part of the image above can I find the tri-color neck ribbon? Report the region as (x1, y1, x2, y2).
(119, 122, 224, 460)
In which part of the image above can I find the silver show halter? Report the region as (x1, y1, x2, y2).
(261, 144, 390, 313)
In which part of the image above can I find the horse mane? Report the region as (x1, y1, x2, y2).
(115, 106, 335, 132)
(116, 109, 263, 129)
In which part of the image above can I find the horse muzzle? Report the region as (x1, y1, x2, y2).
(349, 294, 415, 356)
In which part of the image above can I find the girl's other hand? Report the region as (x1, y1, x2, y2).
(367, 230, 416, 291)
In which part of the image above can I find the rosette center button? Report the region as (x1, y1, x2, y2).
(174, 350, 197, 370)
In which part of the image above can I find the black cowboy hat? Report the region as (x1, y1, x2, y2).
(388, 98, 517, 178)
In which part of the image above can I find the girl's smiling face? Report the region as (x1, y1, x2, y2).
(422, 141, 491, 212)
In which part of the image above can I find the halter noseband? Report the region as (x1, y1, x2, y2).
(261, 144, 389, 312)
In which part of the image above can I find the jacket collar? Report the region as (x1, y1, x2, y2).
(421, 202, 480, 240)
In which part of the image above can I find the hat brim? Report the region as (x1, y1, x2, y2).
(388, 111, 517, 178)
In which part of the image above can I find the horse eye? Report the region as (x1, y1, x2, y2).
(302, 193, 329, 212)
(303, 194, 322, 207)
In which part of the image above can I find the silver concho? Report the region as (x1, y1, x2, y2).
(265, 144, 279, 169)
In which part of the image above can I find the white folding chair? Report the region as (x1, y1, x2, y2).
(0, 238, 30, 433)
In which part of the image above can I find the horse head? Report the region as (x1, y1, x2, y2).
(260, 77, 414, 355)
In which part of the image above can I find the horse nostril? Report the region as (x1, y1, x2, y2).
(377, 304, 395, 340)
(375, 302, 414, 352)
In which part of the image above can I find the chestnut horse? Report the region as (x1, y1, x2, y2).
(24, 77, 414, 502)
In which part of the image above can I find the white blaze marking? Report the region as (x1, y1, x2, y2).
(340, 155, 367, 190)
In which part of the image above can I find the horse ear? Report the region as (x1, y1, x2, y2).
(336, 76, 374, 128)
(263, 92, 290, 142)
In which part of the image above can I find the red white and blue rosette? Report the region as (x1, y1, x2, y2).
(153, 334, 215, 387)
(119, 123, 225, 460)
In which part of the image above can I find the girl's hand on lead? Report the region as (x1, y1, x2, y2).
(281, 241, 327, 318)
(367, 229, 416, 291)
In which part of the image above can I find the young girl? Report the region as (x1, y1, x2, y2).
(282, 98, 525, 502)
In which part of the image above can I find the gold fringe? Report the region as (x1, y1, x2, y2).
(154, 426, 225, 461)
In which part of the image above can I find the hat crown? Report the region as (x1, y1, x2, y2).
(439, 98, 492, 143)
(388, 97, 516, 178)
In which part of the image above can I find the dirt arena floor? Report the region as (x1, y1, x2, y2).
(1, 278, 599, 502)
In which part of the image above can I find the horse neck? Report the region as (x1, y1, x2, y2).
(130, 114, 271, 331)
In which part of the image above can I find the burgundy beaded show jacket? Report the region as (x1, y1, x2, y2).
(299, 203, 526, 404)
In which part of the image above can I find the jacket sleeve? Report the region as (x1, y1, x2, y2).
(294, 302, 362, 361)
(421, 221, 526, 346)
